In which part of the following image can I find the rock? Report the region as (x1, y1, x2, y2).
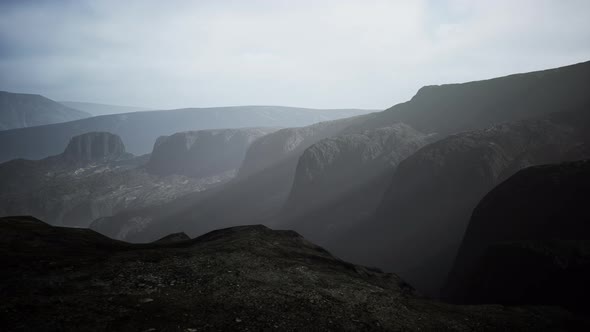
(153, 232, 190, 244)
(444, 159, 590, 311)
(62, 132, 128, 164)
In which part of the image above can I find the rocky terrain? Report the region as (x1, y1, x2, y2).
(0, 132, 236, 228)
(335, 110, 590, 297)
(147, 128, 277, 178)
(444, 159, 590, 311)
(0, 91, 90, 130)
(1, 216, 583, 331)
(0, 105, 373, 163)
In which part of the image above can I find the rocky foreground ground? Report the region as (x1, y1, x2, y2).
(0, 216, 585, 331)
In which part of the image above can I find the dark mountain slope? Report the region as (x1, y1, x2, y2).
(338, 110, 590, 297)
(0, 106, 372, 163)
(0, 216, 581, 331)
(0, 91, 90, 130)
(347, 60, 590, 135)
(444, 160, 590, 311)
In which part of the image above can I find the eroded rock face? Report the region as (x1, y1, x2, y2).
(340, 111, 590, 297)
(147, 128, 276, 178)
(62, 132, 128, 164)
(444, 160, 590, 310)
(284, 124, 434, 217)
(0, 216, 581, 331)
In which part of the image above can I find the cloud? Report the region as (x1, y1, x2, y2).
(0, 0, 589, 109)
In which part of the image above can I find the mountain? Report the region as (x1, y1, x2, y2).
(146, 128, 277, 178)
(92, 115, 371, 242)
(1, 216, 581, 331)
(0, 91, 90, 130)
(444, 159, 590, 311)
(0, 130, 255, 228)
(59, 101, 151, 116)
(337, 110, 590, 298)
(268, 61, 590, 268)
(0, 106, 373, 163)
(91, 61, 590, 248)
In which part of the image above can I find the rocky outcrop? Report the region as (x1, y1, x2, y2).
(276, 124, 435, 245)
(443, 160, 590, 311)
(62, 132, 128, 164)
(0, 91, 90, 131)
(339, 110, 590, 297)
(1, 216, 581, 331)
(147, 128, 276, 178)
(283, 124, 434, 219)
(237, 115, 367, 178)
(153, 232, 190, 243)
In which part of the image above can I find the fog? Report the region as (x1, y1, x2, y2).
(1, 0, 589, 109)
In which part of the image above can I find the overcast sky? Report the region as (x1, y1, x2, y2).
(0, 0, 589, 110)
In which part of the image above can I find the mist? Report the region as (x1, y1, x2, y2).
(1, 0, 589, 109)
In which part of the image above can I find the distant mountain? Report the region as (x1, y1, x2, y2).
(279, 124, 436, 239)
(444, 159, 590, 311)
(1, 216, 581, 331)
(0, 106, 373, 163)
(0, 91, 90, 130)
(0, 128, 266, 227)
(59, 101, 151, 116)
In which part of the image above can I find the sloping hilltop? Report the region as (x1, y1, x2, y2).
(0, 216, 583, 331)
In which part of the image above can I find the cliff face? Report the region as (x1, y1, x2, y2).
(1, 216, 581, 331)
(0, 91, 90, 131)
(444, 160, 590, 310)
(279, 124, 435, 241)
(62, 132, 128, 163)
(147, 128, 276, 178)
(339, 111, 590, 297)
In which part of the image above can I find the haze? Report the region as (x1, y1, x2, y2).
(1, 0, 589, 110)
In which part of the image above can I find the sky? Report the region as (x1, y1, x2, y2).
(0, 0, 589, 110)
